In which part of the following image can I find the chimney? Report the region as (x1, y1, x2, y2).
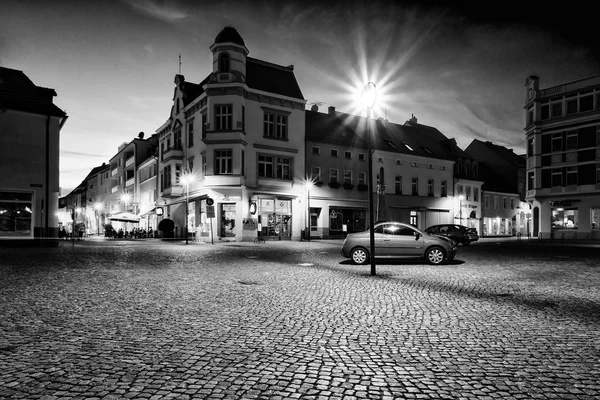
(409, 114, 417, 124)
(328, 106, 335, 115)
(310, 104, 318, 112)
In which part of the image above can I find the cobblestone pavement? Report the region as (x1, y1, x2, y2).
(0, 239, 599, 399)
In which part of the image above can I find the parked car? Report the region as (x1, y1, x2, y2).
(424, 224, 479, 245)
(341, 221, 457, 265)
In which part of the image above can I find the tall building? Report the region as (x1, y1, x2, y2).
(524, 74, 600, 240)
(0, 66, 68, 245)
(155, 26, 306, 241)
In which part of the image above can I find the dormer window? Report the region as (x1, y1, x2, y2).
(219, 53, 230, 73)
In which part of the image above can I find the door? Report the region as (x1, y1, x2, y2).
(378, 223, 422, 257)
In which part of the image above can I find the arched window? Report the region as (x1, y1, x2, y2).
(219, 53, 230, 72)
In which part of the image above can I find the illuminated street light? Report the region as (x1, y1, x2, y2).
(361, 82, 377, 276)
(179, 170, 196, 244)
(304, 177, 317, 242)
(120, 192, 132, 209)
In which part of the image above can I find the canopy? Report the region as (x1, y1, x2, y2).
(108, 212, 140, 223)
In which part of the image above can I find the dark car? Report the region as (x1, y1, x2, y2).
(425, 224, 479, 245)
(341, 221, 457, 265)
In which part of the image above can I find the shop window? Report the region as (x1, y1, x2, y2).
(552, 208, 578, 230)
(0, 191, 33, 238)
(592, 208, 600, 230)
(329, 209, 343, 231)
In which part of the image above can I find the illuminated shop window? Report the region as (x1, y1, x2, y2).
(552, 207, 578, 230)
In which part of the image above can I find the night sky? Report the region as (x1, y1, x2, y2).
(1, 0, 598, 194)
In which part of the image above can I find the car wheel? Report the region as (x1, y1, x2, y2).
(350, 247, 369, 265)
(425, 246, 446, 265)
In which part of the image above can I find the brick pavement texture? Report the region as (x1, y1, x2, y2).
(0, 239, 599, 399)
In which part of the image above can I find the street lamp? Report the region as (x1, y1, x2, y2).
(180, 170, 196, 244)
(305, 178, 316, 242)
(458, 194, 465, 226)
(361, 82, 377, 276)
(120, 192, 132, 211)
(93, 202, 104, 236)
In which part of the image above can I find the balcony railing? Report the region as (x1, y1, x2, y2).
(111, 186, 118, 193)
(111, 168, 118, 177)
(125, 177, 135, 187)
(125, 156, 134, 167)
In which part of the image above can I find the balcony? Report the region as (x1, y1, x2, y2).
(125, 155, 135, 167)
(161, 185, 184, 198)
(203, 175, 246, 187)
(162, 147, 184, 162)
(111, 167, 118, 177)
(111, 186, 118, 193)
(125, 177, 135, 187)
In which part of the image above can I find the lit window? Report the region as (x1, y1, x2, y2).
(403, 142, 414, 151)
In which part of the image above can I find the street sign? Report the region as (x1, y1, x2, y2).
(206, 197, 214, 206)
(206, 205, 215, 218)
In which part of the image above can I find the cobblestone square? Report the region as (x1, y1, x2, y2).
(0, 239, 599, 399)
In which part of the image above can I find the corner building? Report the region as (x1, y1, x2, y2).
(524, 74, 600, 240)
(156, 27, 306, 241)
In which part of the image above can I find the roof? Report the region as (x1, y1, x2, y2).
(0, 66, 66, 117)
(466, 139, 526, 167)
(477, 162, 519, 193)
(305, 109, 456, 161)
(214, 26, 245, 46)
(246, 57, 304, 100)
(405, 120, 470, 159)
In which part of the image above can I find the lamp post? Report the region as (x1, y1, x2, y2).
(361, 82, 377, 276)
(305, 178, 315, 242)
(458, 194, 465, 226)
(93, 202, 103, 236)
(180, 171, 195, 244)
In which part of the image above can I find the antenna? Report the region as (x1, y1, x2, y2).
(179, 54, 182, 74)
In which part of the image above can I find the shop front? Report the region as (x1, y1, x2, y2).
(328, 208, 366, 237)
(257, 197, 293, 240)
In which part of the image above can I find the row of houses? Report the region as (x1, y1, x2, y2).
(54, 27, 531, 243)
(3, 26, 598, 244)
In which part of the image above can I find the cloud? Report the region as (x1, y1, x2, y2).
(122, 0, 187, 23)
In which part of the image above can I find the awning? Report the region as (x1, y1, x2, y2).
(108, 212, 140, 223)
(138, 207, 156, 218)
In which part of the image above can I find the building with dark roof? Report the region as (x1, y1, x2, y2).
(305, 107, 461, 237)
(155, 26, 306, 241)
(524, 74, 600, 239)
(0, 66, 68, 245)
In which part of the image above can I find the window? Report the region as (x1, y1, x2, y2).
(175, 164, 181, 183)
(263, 112, 288, 139)
(552, 102, 562, 118)
(241, 150, 245, 176)
(0, 191, 33, 238)
(457, 184, 463, 195)
(403, 142, 414, 151)
(597, 163, 600, 183)
(215, 105, 232, 131)
(344, 170, 352, 184)
(202, 114, 207, 139)
(465, 186, 471, 200)
(188, 122, 194, 147)
(330, 149, 338, 157)
(485, 195, 490, 209)
(219, 53, 230, 72)
(428, 179, 434, 196)
(378, 157, 384, 163)
(358, 153, 366, 161)
(510, 198, 515, 209)
(551, 133, 562, 152)
(541, 103, 550, 120)
(215, 149, 232, 175)
(566, 166, 577, 186)
(473, 187, 478, 202)
(395, 176, 402, 194)
(552, 168, 562, 187)
(580, 94, 593, 112)
(174, 130, 182, 149)
(258, 155, 290, 179)
(494, 196, 498, 209)
(329, 169, 339, 183)
(312, 146, 320, 155)
(411, 161, 418, 167)
(566, 98, 578, 115)
(202, 155, 206, 177)
(527, 138, 534, 157)
(162, 165, 172, 189)
(411, 177, 418, 195)
(503, 197, 507, 209)
(311, 166, 321, 181)
(552, 207, 578, 230)
(396, 159, 402, 165)
(385, 140, 397, 149)
(441, 181, 447, 197)
(358, 172, 366, 185)
(566, 132, 578, 150)
(345, 151, 352, 159)
(528, 172, 534, 190)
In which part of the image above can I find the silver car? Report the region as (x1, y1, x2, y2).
(341, 221, 457, 265)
